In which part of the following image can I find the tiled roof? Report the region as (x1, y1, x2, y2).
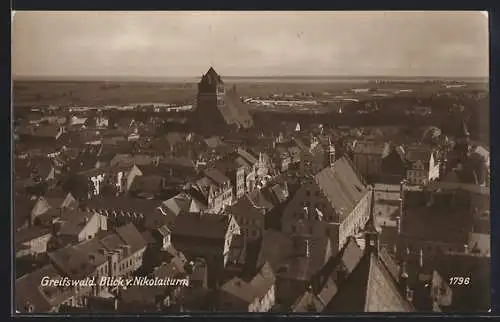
(325, 253, 414, 312)
(468, 232, 490, 256)
(237, 148, 259, 166)
(49, 239, 106, 279)
(85, 196, 161, 216)
(314, 157, 368, 221)
(14, 195, 37, 229)
(276, 237, 331, 282)
(292, 279, 338, 312)
(339, 237, 365, 275)
(115, 223, 148, 254)
(15, 226, 51, 245)
(401, 205, 473, 245)
(426, 252, 490, 311)
(227, 234, 246, 265)
(218, 88, 253, 129)
(220, 277, 255, 303)
(32, 124, 61, 138)
(204, 168, 230, 186)
(15, 264, 75, 313)
(248, 189, 275, 210)
(256, 230, 294, 271)
(353, 141, 390, 156)
(171, 212, 231, 240)
(204, 136, 223, 149)
(129, 175, 164, 194)
(228, 194, 267, 221)
(220, 261, 275, 305)
(159, 192, 195, 219)
(58, 210, 98, 237)
(406, 148, 433, 166)
(425, 181, 489, 196)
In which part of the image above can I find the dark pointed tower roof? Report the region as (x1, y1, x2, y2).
(202, 66, 223, 85)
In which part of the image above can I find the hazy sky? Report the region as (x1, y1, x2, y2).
(12, 11, 489, 78)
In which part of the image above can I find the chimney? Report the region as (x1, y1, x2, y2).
(306, 239, 310, 258)
(418, 248, 424, 269)
(399, 262, 409, 293)
(405, 288, 414, 303)
(427, 192, 435, 207)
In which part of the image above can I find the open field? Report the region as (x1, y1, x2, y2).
(13, 79, 488, 108)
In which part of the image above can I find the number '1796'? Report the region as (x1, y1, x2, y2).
(449, 277, 470, 286)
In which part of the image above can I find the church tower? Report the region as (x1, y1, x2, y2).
(192, 67, 253, 136)
(192, 67, 229, 135)
(197, 66, 225, 109)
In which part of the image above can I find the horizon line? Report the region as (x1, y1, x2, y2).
(12, 74, 489, 81)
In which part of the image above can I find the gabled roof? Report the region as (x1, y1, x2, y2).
(49, 238, 107, 279)
(256, 230, 294, 271)
(314, 157, 368, 221)
(58, 210, 98, 237)
(292, 279, 338, 312)
(228, 194, 267, 221)
(16, 264, 75, 313)
(15, 226, 52, 245)
(129, 175, 164, 194)
(220, 261, 275, 305)
(276, 237, 332, 281)
(171, 212, 231, 240)
(325, 253, 414, 312)
(204, 168, 230, 186)
(32, 124, 61, 138)
(237, 148, 259, 165)
(353, 141, 390, 156)
(14, 195, 38, 229)
(115, 223, 148, 254)
(406, 147, 433, 165)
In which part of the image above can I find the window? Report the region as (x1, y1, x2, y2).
(306, 190, 311, 197)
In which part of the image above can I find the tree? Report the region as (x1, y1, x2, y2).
(62, 174, 91, 201)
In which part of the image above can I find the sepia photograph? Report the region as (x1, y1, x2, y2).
(12, 11, 490, 314)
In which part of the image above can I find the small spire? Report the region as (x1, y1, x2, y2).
(457, 119, 470, 139)
(366, 186, 377, 232)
